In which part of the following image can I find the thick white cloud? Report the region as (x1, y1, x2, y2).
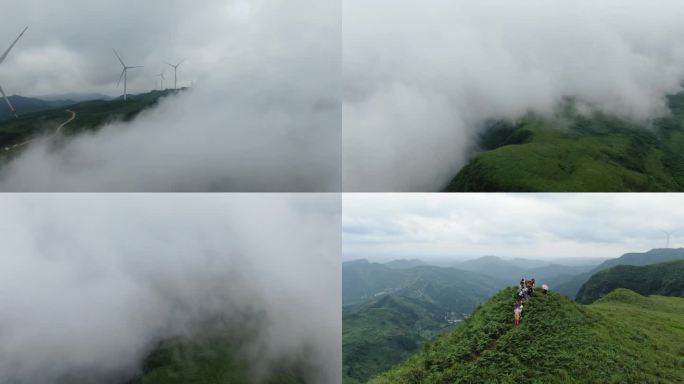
(0, 194, 341, 384)
(0, 0, 341, 191)
(343, 0, 684, 191)
(343, 193, 684, 261)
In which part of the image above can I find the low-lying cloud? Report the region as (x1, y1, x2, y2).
(343, 0, 684, 191)
(0, 194, 341, 383)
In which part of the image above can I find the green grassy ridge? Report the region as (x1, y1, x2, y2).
(343, 295, 455, 384)
(370, 288, 684, 383)
(446, 93, 684, 192)
(0, 90, 178, 156)
(576, 260, 684, 304)
(128, 337, 305, 384)
(556, 248, 684, 300)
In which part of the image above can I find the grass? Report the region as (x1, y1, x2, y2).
(370, 288, 684, 383)
(446, 93, 684, 192)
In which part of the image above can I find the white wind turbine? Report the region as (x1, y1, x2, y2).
(165, 59, 185, 90)
(155, 71, 165, 90)
(0, 26, 28, 118)
(113, 49, 143, 101)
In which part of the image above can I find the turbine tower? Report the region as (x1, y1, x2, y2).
(663, 231, 672, 248)
(165, 59, 185, 90)
(0, 26, 28, 118)
(113, 49, 143, 101)
(155, 71, 165, 90)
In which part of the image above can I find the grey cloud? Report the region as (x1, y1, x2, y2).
(0, 194, 341, 384)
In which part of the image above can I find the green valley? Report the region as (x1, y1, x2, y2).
(342, 261, 504, 384)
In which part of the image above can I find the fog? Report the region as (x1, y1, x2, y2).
(0, 194, 341, 383)
(0, 0, 340, 191)
(343, 0, 684, 191)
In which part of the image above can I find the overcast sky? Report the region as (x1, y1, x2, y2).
(0, 194, 341, 384)
(343, 0, 684, 191)
(343, 194, 684, 262)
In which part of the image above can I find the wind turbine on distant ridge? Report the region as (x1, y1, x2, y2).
(663, 230, 672, 248)
(0, 26, 28, 118)
(113, 49, 143, 101)
(155, 71, 165, 90)
(165, 59, 184, 90)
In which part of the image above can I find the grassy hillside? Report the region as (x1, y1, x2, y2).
(0, 90, 178, 156)
(370, 288, 684, 384)
(576, 260, 684, 304)
(556, 248, 684, 299)
(446, 92, 684, 192)
(129, 337, 305, 384)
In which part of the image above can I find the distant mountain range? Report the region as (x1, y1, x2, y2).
(576, 259, 684, 304)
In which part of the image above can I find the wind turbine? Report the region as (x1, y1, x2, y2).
(165, 59, 184, 90)
(663, 231, 672, 248)
(155, 71, 165, 90)
(0, 26, 28, 118)
(113, 49, 143, 101)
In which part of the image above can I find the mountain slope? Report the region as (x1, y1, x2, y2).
(556, 248, 684, 299)
(0, 90, 178, 155)
(0, 95, 76, 120)
(343, 262, 505, 384)
(371, 288, 684, 384)
(446, 92, 684, 192)
(576, 260, 684, 304)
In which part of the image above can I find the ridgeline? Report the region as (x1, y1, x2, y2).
(370, 287, 684, 383)
(576, 259, 684, 304)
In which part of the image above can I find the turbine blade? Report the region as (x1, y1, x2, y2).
(176, 59, 185, 67)
(129, 66, 144, 69)
(165, 61, 175, 68)
(112, 49, 125, 67)
(0, 83, 17, 116)
(0, 26, 29, 66)
(117, 68, 126, 88)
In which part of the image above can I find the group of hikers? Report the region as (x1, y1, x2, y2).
(512, 278, 549, 326)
